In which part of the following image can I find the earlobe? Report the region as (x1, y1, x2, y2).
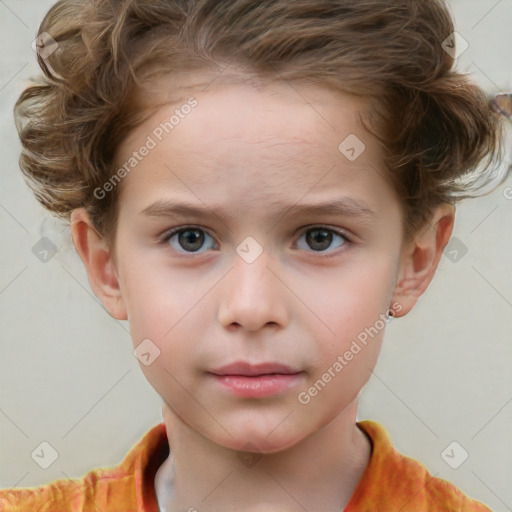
(70, 208, 128, 321)
(391, 204, 455, 317)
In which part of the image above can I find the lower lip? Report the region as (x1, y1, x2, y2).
(211, 373, 303, 398)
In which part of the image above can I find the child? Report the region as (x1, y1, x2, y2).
(1, 0, 508, 510)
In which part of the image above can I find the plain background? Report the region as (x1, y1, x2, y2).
(1, 0, 511, 510)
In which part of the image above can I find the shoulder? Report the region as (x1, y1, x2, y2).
(0, 469, 132, 512)
(0, 423, 167, 512)
(346, 421, 491, 512)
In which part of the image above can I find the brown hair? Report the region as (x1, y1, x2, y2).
(15, 0, 506, 252)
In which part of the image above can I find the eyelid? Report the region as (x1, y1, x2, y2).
(158, 224, 213, 243)
(295, 224, 353, 243)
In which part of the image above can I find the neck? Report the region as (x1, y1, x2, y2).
(155, 400, 371, 512)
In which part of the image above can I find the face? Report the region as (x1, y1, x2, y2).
(110, 77, 406, 453)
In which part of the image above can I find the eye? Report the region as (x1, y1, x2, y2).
(159, 225, 350, 255)
(295, 226, 349, 254)
(160, 226, 216, 253)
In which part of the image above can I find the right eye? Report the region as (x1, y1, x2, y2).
(160, 226, 217, 254)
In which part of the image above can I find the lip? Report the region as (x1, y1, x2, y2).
(210, 361, 301, 377)
(208, 361, 304, 398)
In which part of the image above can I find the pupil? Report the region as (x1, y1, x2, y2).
(307, 229, 331, 251)
(181, 230, 203, 252)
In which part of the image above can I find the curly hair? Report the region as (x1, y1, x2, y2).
(15, 0, 506, 251)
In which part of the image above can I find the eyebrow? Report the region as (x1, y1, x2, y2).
(140, 197, 377, 226)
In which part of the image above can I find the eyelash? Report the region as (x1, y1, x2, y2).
(158, 225, 352, 257)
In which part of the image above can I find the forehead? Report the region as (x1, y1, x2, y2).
(123, 73, 375, 159)
(115, 74, 393, 215)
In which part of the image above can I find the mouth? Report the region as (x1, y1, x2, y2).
(208, 361, 304, 398)
(210, 361, 302, 377)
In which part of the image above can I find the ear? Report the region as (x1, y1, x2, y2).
(391, 203, 455, 318)
(70, 208, 128, 320)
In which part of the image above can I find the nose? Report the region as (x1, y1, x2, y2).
(217, 247, 288, 332)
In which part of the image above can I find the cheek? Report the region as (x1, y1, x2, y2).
(299, 273, 390, 416)
(308, 256, 397, 343)
(119, 253, 194, 341)
(123, 268, 208, 379)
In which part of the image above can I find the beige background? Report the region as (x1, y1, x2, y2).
(1, 0, 511, 510)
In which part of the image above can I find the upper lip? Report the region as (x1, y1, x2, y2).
(210, 361, 301, 376)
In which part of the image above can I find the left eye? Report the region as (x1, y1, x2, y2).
(160, 226, 349, 254)
(295, 227, 348, 253)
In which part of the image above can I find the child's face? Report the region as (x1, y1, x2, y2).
(108, 77, 407, 452)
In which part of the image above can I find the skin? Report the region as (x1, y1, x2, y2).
(70, 76, 454, 511)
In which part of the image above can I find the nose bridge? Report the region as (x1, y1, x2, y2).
(218, 242, 286, 330)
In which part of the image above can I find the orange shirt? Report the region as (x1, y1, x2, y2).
(0, 421, 491, 511)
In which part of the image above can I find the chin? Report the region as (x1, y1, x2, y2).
(226, 433, 303, 454)
(213, 415, 308, 454)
